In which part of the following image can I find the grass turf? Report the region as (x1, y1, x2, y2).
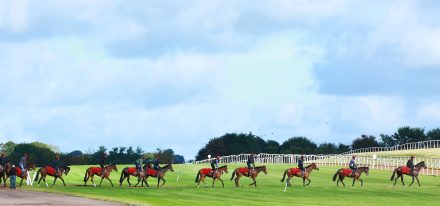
(16, 164, 440, 206)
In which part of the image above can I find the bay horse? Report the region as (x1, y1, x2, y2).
(281, 163, 319, 187)
(230, 165, 267, 187)
(34, 166, 70, 187)
(6, 163, 36, 187)
(119, 165, 149, 187)
(136, 163, 174, 187)
(83, 164, 118, 187)
(333, 166, 369, 187)
(390, 161, 427, 186)
(194, 165, 228, 188)
(0, 163, 11, 187)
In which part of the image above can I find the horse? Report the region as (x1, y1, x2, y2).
(230, 165, 267, 187)
(281, 163, 319, 187)
(136, 163, 174, 187)
(390, 161, 427, 186)
(34, 166, 71, 187)
(332, 166, 369, 187)
(83, 164, 118, 187)
(119, 164, 149, 187)
(0, 163, 11, 187)
(194, 165, 228, 188)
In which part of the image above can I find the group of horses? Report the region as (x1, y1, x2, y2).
(194, 161, 427, 188)
(0, 161, 427, 189)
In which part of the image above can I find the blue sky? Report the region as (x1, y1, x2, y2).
(1, 0, 440, 159)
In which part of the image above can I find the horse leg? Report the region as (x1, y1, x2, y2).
(145, 177, 150, 187)
(219, 178, 224, 188)
(287, 177, 291, 187)
(341, 177, 346, 187)
(393, 174, 398, 185)
(19, 178, 24, 187)
(202, 177, 207, 187)
(303, 177, 306, 187)
(99, 177, 104, 187)
(127, 175, 132, 186)
(409, 175, 415, 186)
(157, 177, 160, 187)
(305, 177, 311, 186)
(60, 177, 66, 186)
(212, 177, 215, 188)
(53, 177, 58, 186)
(352, 178, 356, 187)
(415, 176, 421, 186)
(249, 177, 256, 187)
(235, 176, 239, 188)
(91, 175, 96, 187)
(161, 177, 166, 187)
(400, 174, 405, 186)
(360, 178, 363, 187)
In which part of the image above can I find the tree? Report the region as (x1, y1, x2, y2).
(280, 137, 317, 154)
(155, 148, 174, 163)
(1, 141, 16, 155)
(173, 155, 185, 164)
(9, 143, 56, 166)
(351, 135, 380, 150)
(195, 133, 268, 160)
(265, 140, 280, 153)
(427, 128, 440, 140)
(316, 143, 338, 154)
(337, 143, 350, 153)
(380, 127, 428, 146)
(380, 134, 395, 147)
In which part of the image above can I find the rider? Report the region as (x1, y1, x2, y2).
(135, 156, 145, 173)
(153, 156, 161, 172)
(51, 155, 61, 175)
(100, 153, 107, 170)
(19, 153, 28, 177)
(0, 151, 8, 171)
(210, 155, 220, 176)
(247, 153, 256, 174)
(407, 155, 415, 175)
(298, 155, 305, 177)
(349, 155, 357, 176)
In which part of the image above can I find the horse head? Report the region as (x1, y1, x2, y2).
(223, 165, 228, 174)
(168, 163, 174, 172)
(109, 164, 118, 172)
(262, 165, 267, 175)
(417, 161, 427, 169)
(362, 167, 369, 176)
(63, 166, 71, 175)
(28, 162, 36, 171)
(308, 163, 319, 171)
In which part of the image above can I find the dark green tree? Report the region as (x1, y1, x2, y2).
(427, 128, 440, 140)
(280, 137, 317, 154)
(351, 135, 380, 150)
(316, 143, 338, 154)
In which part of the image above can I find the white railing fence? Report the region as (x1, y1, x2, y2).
(195, 153, 440, 176)
(341, 140, 440, 155)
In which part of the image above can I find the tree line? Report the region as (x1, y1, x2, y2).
(0, 141, 185, 166)
(195, 126, 440, 160)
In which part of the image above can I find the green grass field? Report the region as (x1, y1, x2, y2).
(21, 164, 440, 206)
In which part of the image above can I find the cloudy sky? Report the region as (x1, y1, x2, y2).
(1, 0, 440, 159)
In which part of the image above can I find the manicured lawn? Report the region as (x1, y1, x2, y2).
(19, 164, 440, 206)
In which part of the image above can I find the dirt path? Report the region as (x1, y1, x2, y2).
(0, 189, 123, 205)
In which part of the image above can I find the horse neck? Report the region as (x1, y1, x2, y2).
(358, 168, 367, 173)
(255, 167, 265, 173)
(218, 166, 227, 172)
(415, 162, 424, 171)
(162, 164, 171, 171)
(306, 165, 315, 173)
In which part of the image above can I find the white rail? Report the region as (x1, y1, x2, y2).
(341, 140, 440, 155)
(195, 153, 440, 176)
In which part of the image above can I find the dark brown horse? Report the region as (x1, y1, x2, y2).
(136, 163, 174, 187)
(195, 165, 228, 188)
(34, 166, 70, 187)
(281, 163, 319, 187)
(333, 166, 369, 187)
(6, 163, 36, 187)
(0, 163, 11, 187)
(391, 161, 426, 186)
(119, 165, 148, 187)
(83, 164, 118, 187)
(230, 165, 267, 187)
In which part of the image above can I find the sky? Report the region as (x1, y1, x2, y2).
(1, 0, 440, 159)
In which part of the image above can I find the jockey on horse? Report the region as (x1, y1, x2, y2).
(51, 155, 61, 174)
(247, 153, 256, 175)
(100, 153, 108, 173)
(407, 155, 415, 175)
(0, 151, 10, 186)
(153, 156, 161, 173)
(19, 153, 28, 178)
(211, 155, 220, 176)
(349, 155, 357, 176)
(298, 155, 305, 177)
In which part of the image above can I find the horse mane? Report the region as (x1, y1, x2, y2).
(305, 163, 316, 168)
(358, 166, 369, 169)
(416, 161, 425, 166)
(255, 165, 266, 169)
(219, 165, 227, 169)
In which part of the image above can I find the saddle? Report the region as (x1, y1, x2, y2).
(342, 168, 353, 176)
(401, 166, 412, 175)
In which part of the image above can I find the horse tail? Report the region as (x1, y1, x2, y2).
(195, 170, 200, 183)
(83, 169, 89, 182)
(230, 169, 236, 181)
(281, 169, 288, 182)
(390, 168, 397, 181)
(332, 169, 341, 182)
(34, 168, 42, 181)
